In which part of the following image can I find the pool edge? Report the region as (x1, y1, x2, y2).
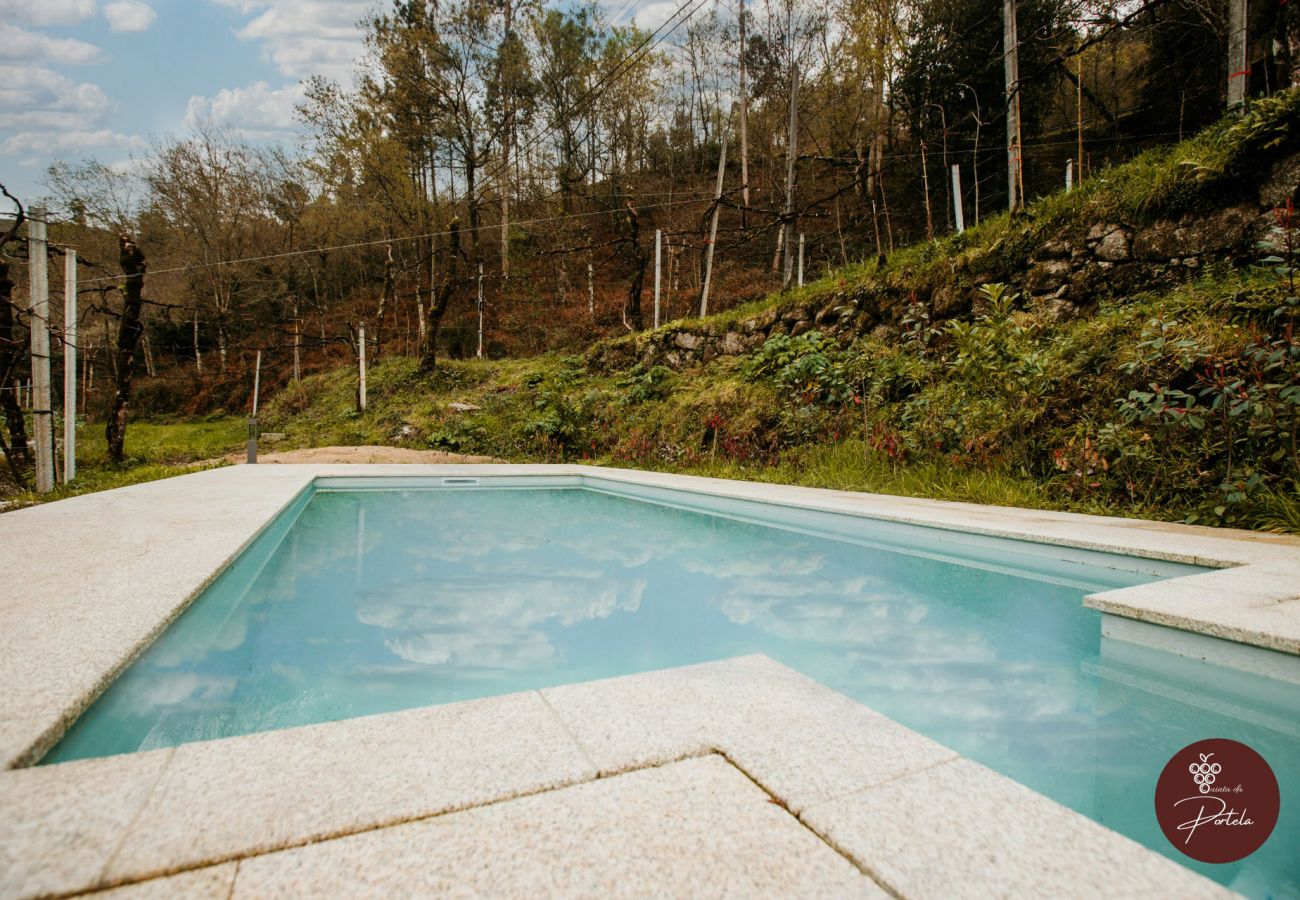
(2, 462, 1293, 898)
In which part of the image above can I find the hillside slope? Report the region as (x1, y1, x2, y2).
(263, 93, 1300, 533)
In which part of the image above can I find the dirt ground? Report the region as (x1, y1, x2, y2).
(226, 445, 502, 465)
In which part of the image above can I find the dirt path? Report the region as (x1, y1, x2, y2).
(225, 445, 503, 465)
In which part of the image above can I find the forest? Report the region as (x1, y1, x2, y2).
(2, 0, 1299, 526)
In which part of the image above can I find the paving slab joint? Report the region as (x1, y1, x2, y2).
(712, 746, 906, 899)
(534, 690, 600, 773)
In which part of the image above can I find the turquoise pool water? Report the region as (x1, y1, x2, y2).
(47, 483, 1298, 896)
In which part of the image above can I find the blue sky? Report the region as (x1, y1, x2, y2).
(0, 0, 376, 201)
(0, 0, 680, 204)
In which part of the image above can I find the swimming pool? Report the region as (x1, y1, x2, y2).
(44, 478, 1299, 895)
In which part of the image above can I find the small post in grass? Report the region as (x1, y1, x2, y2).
(1065, 159, 1073, 192)
(358, 323, 367, 412)
(797, 233, 805, 288)
(246, 348, 261, 464)
(952, 164, 966, 234)
(653, 228, 661, 329)
(476, 263, 485, 359)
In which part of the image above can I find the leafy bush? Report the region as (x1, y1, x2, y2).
(1111, 212, 1300, 523)
(743, 330, 852, 406)
(616, 364, 677, 404)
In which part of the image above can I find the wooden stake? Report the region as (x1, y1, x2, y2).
(247, 349, 261, 464)
(952, 165, 966, 234)
(63, 248, 76, 483)
(654, 228, 662, 328)
(797, 233, 805, 288)
(252, 349, 261, 417)
(193, 311, 203, 374)
(920, 140, 934, 240)
(81, 341, 90, 411)
(1227, 0, 1248, 109)
(358, 322, 367, 412)
(142, 332, 156, 377)
(700, 117, 729, 317)
(1076, 52, 1084, 179)
(28, 207, 54, 493)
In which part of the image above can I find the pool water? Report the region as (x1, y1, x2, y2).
(47, 484, 1299, 896)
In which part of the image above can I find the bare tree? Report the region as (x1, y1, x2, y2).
(420, 218, 464, 372)
(0, 183, 30, 483)
(105, 235, 146, 464)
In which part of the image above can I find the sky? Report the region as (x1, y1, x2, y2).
(0, 0, 684, 204)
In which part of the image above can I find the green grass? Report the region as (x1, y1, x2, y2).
(3, 417, 243, 509)
(678, 440, 1055, 509)
(72, 417, 246, 467)
(6, 462, 225, 507)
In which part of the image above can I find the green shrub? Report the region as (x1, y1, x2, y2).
(743, 330, 852, 406)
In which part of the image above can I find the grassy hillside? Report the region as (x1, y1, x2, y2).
(255, 256, 1297, 533)
(246, 94, 1300, 533)
(12, 94, 1299, 531)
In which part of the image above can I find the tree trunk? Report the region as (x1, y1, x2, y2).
(193, 311, 203, 374)
(419, 218, 461, 373)
(623, 200, 646, 331)
(782, 63, 800, 287)
(465, 150, 480, 269)
(0, 257, 31, 477)
(375, 243, 394, 363)
(106, 235, 146, 464)
(738, 0, 750, 222)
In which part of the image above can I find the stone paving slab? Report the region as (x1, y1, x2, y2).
(84, 865, 236, 899)
(801, 757, 1236, 899)
(229, 755, 885, 899)
(0, 749, 172, 899)
(541, 655, 958, 814)
(576, 465, 1300, 568)
(104, 691, 596, 887)
(1086, 565, 1300, 654)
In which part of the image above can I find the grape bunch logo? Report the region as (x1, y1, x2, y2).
(1190, 754, 1222, 794)
(1155, 738, 1280, 864)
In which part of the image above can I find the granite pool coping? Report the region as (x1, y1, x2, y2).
(1, 656, 1234, 899)
(1, 462, 1295, 897)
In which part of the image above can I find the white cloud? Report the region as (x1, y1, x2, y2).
(358, 572, 646, 672)
(0, 21, 104, 65)
(0, 65, 112, 123)
(211, 0, 369, 81)
(104, 0, 157, 32)
(184, 80, 304, 137)
(0, 0, 97, 27)
(0, 65, 139, 162)
(620, 0, 679, 31)
(3, 129, 146, 154)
